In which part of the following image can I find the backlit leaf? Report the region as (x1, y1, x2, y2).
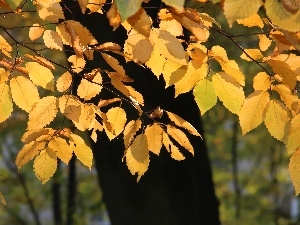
(273, 84, 298, 112)
(212, 72, 245, 114)
(70, 133, 93, 170)
(10, 76, 39, 112)
(104, 107, 127, 140)
(77, 79, 101, 101)
(36, 2, 64, 23)
(27, 96, 58, 130)
(236, 13, 264, 28)
(21, 128, 56, 144)
(167, 125, 194, 155)
(253, 72, 271, 91)
(144, 123, 163, 155)
(145, 46, 167, 78)
(240, 49, 263, 61)
(264, 99, 291, 141)
(16, 141, 46, 170)
(68, 55, 86, 73)
(163, 132, 185, 161)
(48, 137, 73, 164)
(127, 8, 152, 37)
(115, 0, 143, 21)
(289, 148, 300, 195)
(193, 78, 217, 115)
(29, 24, 44, 41)
(163, 0, 184, 11)
(56, 71, 72, 92)
(0, 83, 13, 123)
(0, 34, 12, 58)
(125, 134, 149, 182)
(33, 149, 57, 184)
(59, 95, 81, 122)
(72, 103, 95, 131)
(43, 30, 63, 51)
(26, 62, 54, 91)
(239, 90, 270, 135)
(123, 119, 142, 149)
(107, 2, 121, 30)
(223, 0, 263, 27)
(258, 34, 272, 52)
(287, 114, 300, 154)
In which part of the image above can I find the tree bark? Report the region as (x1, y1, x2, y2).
(62, 1, 220, 224)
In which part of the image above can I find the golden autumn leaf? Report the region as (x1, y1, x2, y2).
(258, 34, 272, 52)
(43, 30, 63, 51)
(253, 72, 271, 91)
(33, 149, 57, 184)
(68, 55, 86, 73)
(72, 103, 95, 131)
(70, 133, 93, 170)
(26, 62, 54, 91)
(0, 68, 9, 84)
(144, 123, 164, 155)
(10, 76, 40, 112)
(110, 76, 130, 97)
(212, 72, 245, 114)
(286, 114, 300, 154)
(63, 21, 84, 58)
(77, 79, 101, 101)
(36, 2, 64, 23)
(174, 61, 208, 97)
(193, 78, 217, 115)
(24, 54, 55, 70)
(90, 118, 103, 142)
(21, 128, 56, 144)
(87, 0, 105, 13)
(59, 95, 81, 122)
(273, 84, 298, 112)
(166, 111, 201, 137)
(107, 2, 121, 30)
(149, 28, 187, 65)
(239, 90, 270, 135)
(0, 34, 12, 58)
(123, 119, 142, 149)
(0, 192, 6, 205)
(56, 71, 72, 92)
(240, 49, 263, 61)
(127, 8, 152, 37)
(162, 59, 186, 88)
(159, 19, 183, 37)
(267, 59, 297, 89)
(223, 0, 263, 27)
(289, 148, 300, 195)
(264, 99, 291, 141)
(163, 0, 184, 11)
(163, 132, 185, 161)
(48, 137, 73, 164)
(237, 13, 264, 28)
(187, 42, 208, 62)
(145, 45, 167, 78)
(15, 141, 46, 170)
(29, 23, 44, 41)
(27, 96, 58, 130)
(125, 134, 149, 182)
(166, 125, 194, 155)
(104, 107, 127, 140)
(0, 83, 13, 123)
(126, 85, 144, 105)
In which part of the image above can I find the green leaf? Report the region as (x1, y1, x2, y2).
(115, 0, 143, 21)
(5, 0, 23, 11)
(193, 78, 217, 115)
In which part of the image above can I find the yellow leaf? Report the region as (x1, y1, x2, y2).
(239, 90, 270, 135)
(223, 0, 263, 27)
(258, 34, 272, 52)
(36, 2, 64, 22)
(125, 134, 149, 182)
(145, 46, 167, 78)
(107, 2, 121, 30)
(0, 192, 6, 205)
(0, 83, 13, 123)
(149, 28, 187, 65)
(68, 55, 86, 73)
(289, 148, 300, 195)
(72, 103, 95, 131)
(70, 133, 93, 170)
(87, 0, 105, 13)
(126, 85, 144, 105)
(144, 123, 163, 155)
(265, 0, 300, 32)
(90, 118, 103, 142)
(212, 72, 245, 114)
(98, 98, 121, 108)
(159, 19, 183, 37)
(77, 79, 101, 101)
(236, 13, 264, 28)
(26, 62, 54, 91)
(16, 141, 46, 170)
(59, 95, 81, 123)
(10, 76, 40, 112)
(56, 71, 72, 92)
(267, 59, 297, 89)
(166, 111, 201, 137)
(124, 32, 153, 63)
(110, 76, 130, 97)
(167, 125, 194, 155)
(264, 99, 291, 141)
(287, 114, 300, 154)
(162, 60, 186, 88)
(187, 42, 208, 62)
(0, 34, 12, 58)
(163, 132, 185, 161)
(0, 68, 9, 84)
(273, 84, 298, 112)
(174, 61, 208, 96)
(123, 119, 142, 149)
(27, 96, 58, 130)
(48, 137, 73, 164)
(29, 23, 44, 41)
(43, 30, 63, 51)
(104, 107, 127, 140)
(127, 8, 152, 37)
(63, 21, 84, 58)
(240, 49, 263, 61)
(253, 72, 271, 91)
(78, 0, 88, 13)
(21, 128, 56, 144)
(193, 78, 217, 115)
(33, 149, 57, 184)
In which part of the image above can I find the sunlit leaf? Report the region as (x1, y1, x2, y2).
(56, 71, 72, 92)
(289, 148, 300, 195)
(0, 83, 13, 123)
(104, 107, 127, 140)
(167, 125, 194, 155)
(115, 0, 143, 21)
(163, 132, 185, 161)
(123, 119, 142, 149)
(144, 123, 163, 155)
(253, 72, 271, 91)
(43, 30, 63, 51)
(287, 114, 300, 154)
(48, 137, 73, 164)
(29, 23, 44, 41)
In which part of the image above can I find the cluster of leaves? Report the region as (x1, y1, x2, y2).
(0, 0, 300, 197)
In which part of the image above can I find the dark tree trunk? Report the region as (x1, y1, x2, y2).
(62, 1, 220, 224)
(66, 155, 76, 225)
